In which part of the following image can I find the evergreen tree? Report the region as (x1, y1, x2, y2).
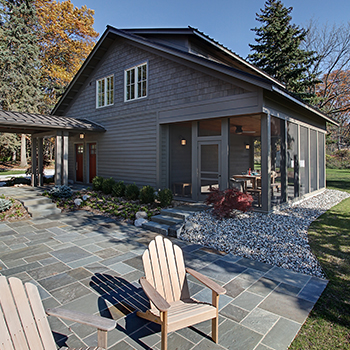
(248, 0, 318, 101)
(0, 0, 42, 112)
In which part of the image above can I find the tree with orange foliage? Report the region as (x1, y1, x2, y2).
(34, 0, 99, 113)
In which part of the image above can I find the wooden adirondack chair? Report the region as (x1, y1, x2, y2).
(0, 276, 116, 350)
(137, 235, 226, 350)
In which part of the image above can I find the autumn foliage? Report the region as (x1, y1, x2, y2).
(205, 188, 253, 219)
(34, 0, 99, 111)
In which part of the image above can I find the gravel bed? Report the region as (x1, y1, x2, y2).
(180, 189, 350, 278)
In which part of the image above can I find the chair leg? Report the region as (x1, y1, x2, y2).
(161, 311, 168, 350)
(212, 291, 219, 343)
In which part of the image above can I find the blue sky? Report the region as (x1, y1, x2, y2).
(72, 0, 350, 58)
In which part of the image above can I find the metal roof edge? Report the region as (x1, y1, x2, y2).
(271, 86, 339, 126)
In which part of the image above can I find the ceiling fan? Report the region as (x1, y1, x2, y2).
(235, 125, 256, 134)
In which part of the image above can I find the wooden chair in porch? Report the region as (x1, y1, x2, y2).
(0, 276, 116, 350)
(137, 235, 226, 350)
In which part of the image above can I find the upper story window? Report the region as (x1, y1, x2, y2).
(125, 62, 147, 101)
(96, 75, 114, 108)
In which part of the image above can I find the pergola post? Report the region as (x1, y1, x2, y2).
(55, 131, 62, 186)
(63, 131, 69, 185)
(31, 136, 37, 187)
(38, 137, 44, 186)
(261, 113, 271, 212)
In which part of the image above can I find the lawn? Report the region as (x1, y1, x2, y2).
(0, 169, 26, 175)
(289, 168, 350, 349)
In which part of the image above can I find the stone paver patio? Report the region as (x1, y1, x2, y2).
(0, 189, 328, 350)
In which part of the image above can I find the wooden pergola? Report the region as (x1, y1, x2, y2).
(0, 110, 105, 186)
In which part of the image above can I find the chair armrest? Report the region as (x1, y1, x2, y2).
(186, 268, 226, 295)
(46, 308, 116, 331)
(139, 277, 170, 312)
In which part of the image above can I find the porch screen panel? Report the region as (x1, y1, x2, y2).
(287, 122, 298, 199)
(300, 126, 309, 196)
(271, 116, 284, 205)
(200, 143, 219, 194)
(310, 129, 318, 192)
(318, 132, 325, 189)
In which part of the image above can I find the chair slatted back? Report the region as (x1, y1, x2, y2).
(0, 276, 57, 350)
(142, 236, 190, 305)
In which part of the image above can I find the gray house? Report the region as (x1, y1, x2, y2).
(52, 26, 336, 213)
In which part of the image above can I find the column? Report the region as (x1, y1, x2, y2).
(55, 131, 62, 186)
(261, 113, 271, 212)
(63, 131, 69, 185)
(38, 137, 44, 186)
(31, 136, 37, 187)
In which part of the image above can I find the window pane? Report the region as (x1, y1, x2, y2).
(287, 122, 298, 199)
(310, 130, 317, 192)
(319, 132, 325, 189)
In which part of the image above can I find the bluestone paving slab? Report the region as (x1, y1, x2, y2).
(50, 246, 92, 263)
(193, 288, 232, 310)
(224, 277, 253, 298)
(220, 303, 249, 322)
(0, 261, 42, 276)
(155, 332, 194, 350)
(109, 340, 134, 350)
(247, 277, 280, 297)
(0, 243, 52, 261)
(261, 317, 301, 349)
(231, 291, 265, 311)
(67, 255, 102, 268)
(297, 276, 328, 302)
(192, 338, 226, 349)
(264, 266, 311, 288)
(27, 261, 69, 280)
(38, 271, 77, 292)
(219, 319, 263, 350)
(259, 291, 315, 323)
(50, 281, 91, 304)
(241, 308, 279, 334)
(109, 262, 136, 275)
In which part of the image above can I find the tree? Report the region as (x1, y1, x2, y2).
(248, 0, 318, 101)
(34, 0, 99, 112)
(0, 0, 42, 112)
(303, 21, 350, 149)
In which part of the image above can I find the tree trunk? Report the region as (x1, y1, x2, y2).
(20, 134, 27, 167)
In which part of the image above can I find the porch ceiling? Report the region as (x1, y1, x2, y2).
(0, 110, 105, 135)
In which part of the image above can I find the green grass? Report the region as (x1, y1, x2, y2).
(0, 169, 26, 175)
(326, 168, 350, 193)
(290, 168, 350, 349)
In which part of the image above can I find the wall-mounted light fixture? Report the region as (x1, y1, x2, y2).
(179, 135, 186, 146)
(245, 143, 250, 150)
(80, 133, 85, 139)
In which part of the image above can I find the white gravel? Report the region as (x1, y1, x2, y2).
(180, 189, 350, 278)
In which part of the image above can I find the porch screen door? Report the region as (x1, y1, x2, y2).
(198, 141, 221, 198)
(76, 144, 84, 182)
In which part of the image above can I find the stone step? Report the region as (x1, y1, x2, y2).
(151, 214, 184, 226)
(29, 207, 61, 219)
(24, 202, 57, 211)
(160, 208, 194, 220)
(20, 196, 52, 206)
(142, 221, 169, 235)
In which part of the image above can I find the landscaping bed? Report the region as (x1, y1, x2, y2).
(0, 195, 31, 221)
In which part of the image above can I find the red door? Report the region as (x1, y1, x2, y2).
(89, 143, 97, 183)
(76, 144, 84, 182)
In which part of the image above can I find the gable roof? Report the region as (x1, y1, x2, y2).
(0, 110, 105, 134)
(52, 26, 337, 126)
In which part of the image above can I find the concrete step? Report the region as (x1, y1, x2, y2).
(160, 208, 194, 220)
(142, 221, 169, 235)
(151, 214, 184, 226)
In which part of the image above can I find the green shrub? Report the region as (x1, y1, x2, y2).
(92, 176, 104, 191)
(0, 198, 12, 212)
(158, 188, 173, 207)
(102, 177, 115, 194)
(49, 185, 73, 199)
(125, 183, 140, 200)
(140, 185, 155, 204)
(112, 181, 126, 197)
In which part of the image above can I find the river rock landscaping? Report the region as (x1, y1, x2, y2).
(181, 189, 350, 278)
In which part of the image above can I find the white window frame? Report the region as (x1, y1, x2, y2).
(124, 62, 148, 101)
(96, 75, 114, 108)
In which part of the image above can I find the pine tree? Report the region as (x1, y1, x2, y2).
(0, 0, 42, 113)
(248, 0, 318, 101)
